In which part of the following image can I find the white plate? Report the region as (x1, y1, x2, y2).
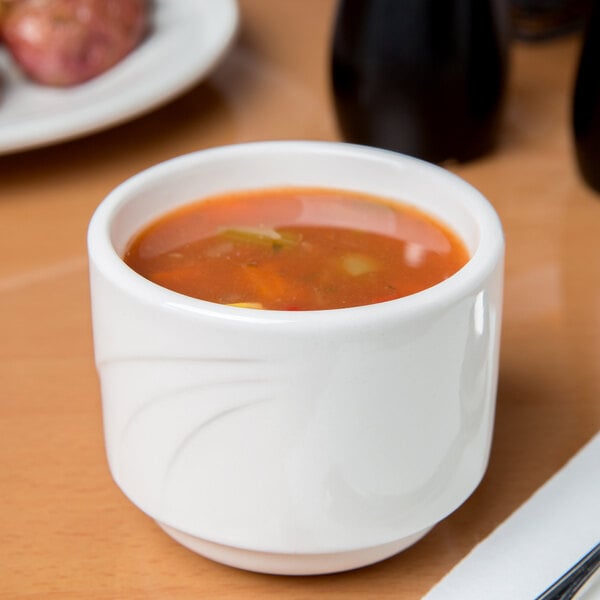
(0, 0, 239, 155)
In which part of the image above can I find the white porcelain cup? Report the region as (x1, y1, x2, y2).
(87, 141, 504, 575)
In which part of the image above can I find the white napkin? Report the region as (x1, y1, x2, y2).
(423, 431, 600, 600)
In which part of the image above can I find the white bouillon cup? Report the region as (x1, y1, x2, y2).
(87, 141, 504, 575)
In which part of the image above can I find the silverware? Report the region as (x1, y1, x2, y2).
(535, 542, 600, 600)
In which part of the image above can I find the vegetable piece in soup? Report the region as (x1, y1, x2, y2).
(123, 187, 469, 310)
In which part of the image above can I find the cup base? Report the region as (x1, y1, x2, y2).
(156, 521, 432, 575)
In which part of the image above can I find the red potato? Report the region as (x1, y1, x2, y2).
(2, 0, 150, 86)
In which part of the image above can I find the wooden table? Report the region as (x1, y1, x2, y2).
(2, 2, 599, 598)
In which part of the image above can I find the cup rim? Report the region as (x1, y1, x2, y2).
(87, 140, 504, 328)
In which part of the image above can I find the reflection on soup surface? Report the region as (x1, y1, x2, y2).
(123, 187, 469, 310)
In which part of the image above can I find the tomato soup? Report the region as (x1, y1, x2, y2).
(123, 187, 469, 310)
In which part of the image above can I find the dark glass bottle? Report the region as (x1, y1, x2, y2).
(573, 2, 600, 192)
(331, 0, 510, 164)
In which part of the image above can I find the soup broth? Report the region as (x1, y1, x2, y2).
(123, 187, 469, 310)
